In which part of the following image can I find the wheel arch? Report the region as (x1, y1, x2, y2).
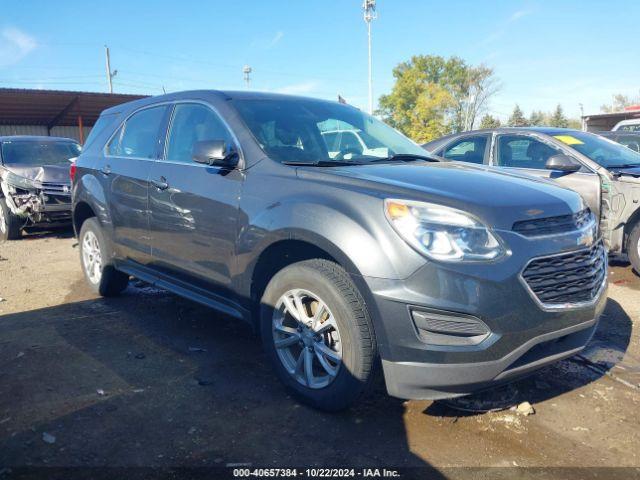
(73, 201, 96, 236)
(623, 207, 640, 252)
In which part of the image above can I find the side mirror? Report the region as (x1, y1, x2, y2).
(192, 140, 238, 168)
(545, 154, 581, 172)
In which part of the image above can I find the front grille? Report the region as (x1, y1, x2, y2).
(39, 182, 70, 196)
(521, 242, 606, 307)
(513, 209, 593, 237)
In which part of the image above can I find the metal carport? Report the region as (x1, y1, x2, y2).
(0, 88, 147, 143)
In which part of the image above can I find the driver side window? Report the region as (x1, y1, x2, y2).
(165, 103, 233, 164)
(496, 135, 561, 169)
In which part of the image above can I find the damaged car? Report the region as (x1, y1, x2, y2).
(0, 136, 80, 241)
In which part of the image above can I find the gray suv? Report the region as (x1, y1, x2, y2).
(72, 91, 607, 411)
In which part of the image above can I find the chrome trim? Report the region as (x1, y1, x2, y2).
(518, 241, 607, 312)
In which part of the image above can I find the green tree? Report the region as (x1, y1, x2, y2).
(479, 114, 501, 129)
(507, 105, 528, 127)
(377, 55, 500, 142)
(548, 104, 569, 128)
(529, 110, 546, 126)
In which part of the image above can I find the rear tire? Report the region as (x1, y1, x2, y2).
(628, 221, 640, 275)
(260, 259, 377, 411)
(0, 198, 23, 242)
(79, 217, 129, 296)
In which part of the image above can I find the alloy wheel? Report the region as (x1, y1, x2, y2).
(272, 288, 342, 389)
(82, 230, 103, 284)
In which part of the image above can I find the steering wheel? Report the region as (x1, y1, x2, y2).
(334, 147, 362, 161)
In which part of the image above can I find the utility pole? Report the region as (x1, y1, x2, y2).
(243, 65, 252, 89)
(363, 0, 377, 114)
(579, 103, 585, 131)
(104, 45, 117, 94)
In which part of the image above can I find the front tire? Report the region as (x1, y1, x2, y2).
(79, 218, 129, 296)
(0, 198, 23, 242)
(260, 259, 377, 411)
(628, 221, 640, 275)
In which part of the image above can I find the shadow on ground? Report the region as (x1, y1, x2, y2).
(0, 283, 442, 476)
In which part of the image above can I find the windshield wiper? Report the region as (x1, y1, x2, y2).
(282, 160, 365, 167)
(368, 153, 440, 164)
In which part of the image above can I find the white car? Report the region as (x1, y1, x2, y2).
(321, 129, 389, 159)
(612, 118, 640, 132)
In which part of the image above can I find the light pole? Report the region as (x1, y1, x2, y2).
(243, 65, 252, 89)
(363, 0, 377, 114)
(104, 45, 117, 94)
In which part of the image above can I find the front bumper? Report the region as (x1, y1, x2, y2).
(361, 230, 608, 400)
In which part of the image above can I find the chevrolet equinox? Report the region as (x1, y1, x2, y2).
(72, 91, 607, 411)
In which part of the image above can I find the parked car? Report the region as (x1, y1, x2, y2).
(423, 128, 640, 273)
(612, 118, 640, 132)
(72, 92, 606, 411)
(598, 131, 640, 153)
(321, 128, 389, 159)
(0, 136, 80, 241)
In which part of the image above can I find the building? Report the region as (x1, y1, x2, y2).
(582, 105, 640, 132)
(0, 88, 147, 143)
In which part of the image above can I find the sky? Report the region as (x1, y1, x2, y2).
(0, 0, 638, 121)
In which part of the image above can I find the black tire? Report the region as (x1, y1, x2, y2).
(78, 217, 129, 296)
(0, 198, 23, 241)
(628, 221, 640, 275)
(260, 259, 377, 411)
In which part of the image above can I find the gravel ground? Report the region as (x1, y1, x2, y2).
(0, 231, 639, 478)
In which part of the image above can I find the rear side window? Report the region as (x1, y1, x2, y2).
(107, 106, 167, 159)
(441, 135, 488, 164)
(83, 113, 118, 150)
(165, 103, 233, 164)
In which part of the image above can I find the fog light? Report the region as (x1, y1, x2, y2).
(411, 308, 490, 346)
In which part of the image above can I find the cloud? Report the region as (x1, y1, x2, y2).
(508, 9, 532, 23)
(481, 8, 533, 45)
(0, 27, 37, 67)
(267, 31, 284, 49)
(275, 81, 319, 95)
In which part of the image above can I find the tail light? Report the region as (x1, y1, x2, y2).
(69, 163, 77, 183)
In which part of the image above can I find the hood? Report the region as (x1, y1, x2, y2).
(296, 161, 585, 231)
(611, 166, 640, 178)
(1, 163, 71, 185)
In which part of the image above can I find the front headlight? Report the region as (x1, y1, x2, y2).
(384, 199, 505, 262)
(5, 172, 36, 191)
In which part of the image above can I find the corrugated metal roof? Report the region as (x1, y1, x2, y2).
(0, 88, 148, 127)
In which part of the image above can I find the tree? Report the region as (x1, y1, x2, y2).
(567, 118, 582, 130)
(479, 114, 501, 129)
(460, 65, 502, 131)
(377, 55, 500, 142)
(529, 110, 546, 126)
(601, 93, 640, 113)
(548, 104, 569, 128)
(507, 105, 528, 127)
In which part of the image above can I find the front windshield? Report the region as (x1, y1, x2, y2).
(554, 132, 640, 168)
(1, 140, 81, 167)
(232, 98, 427, 163)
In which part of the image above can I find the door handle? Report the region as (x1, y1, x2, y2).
(100, 165, 111, 176)
(151, 177, 169, 190)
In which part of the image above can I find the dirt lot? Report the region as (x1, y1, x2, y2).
(1, 231, 640, 478)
